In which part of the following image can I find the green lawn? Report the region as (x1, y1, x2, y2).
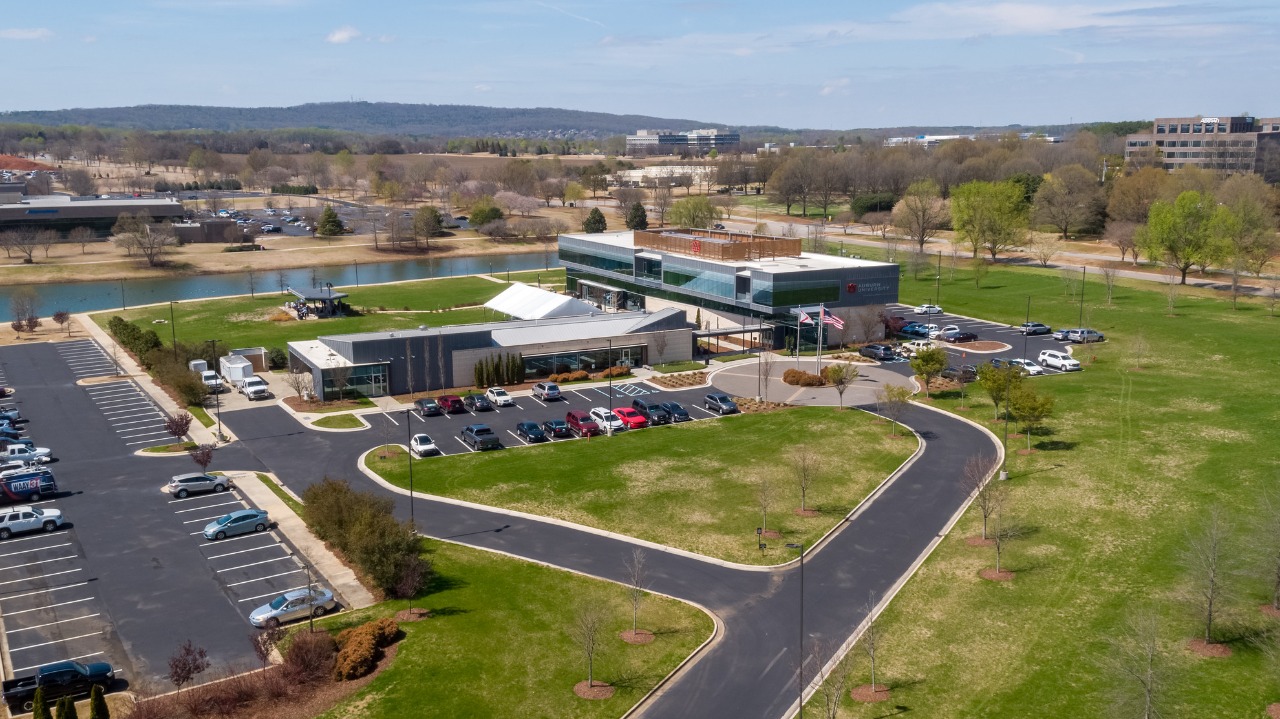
(186, 405, 214, 428)
(653, 361, 704, 374)
(312, 414, 365, 429)
(812, 261, 1280, 717)
(92, 275, 507, 353)
(368, 407, 915, 565)
(317, 540, 711, 719)
(250, 472, 303, 515)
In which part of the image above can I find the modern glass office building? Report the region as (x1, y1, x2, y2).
(559, 229, 899, 349)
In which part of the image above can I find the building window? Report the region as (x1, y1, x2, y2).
(662, 265, 734, 299)
(1193, 124, 1202, 133)
(635, 256, 662, 281)
(1180, 124, 1191, 133)
(523, 345, 648, 379)
(1156, 124, 1166, 134)
(757, 279, 840, 307)
(559, 247, 634, 275)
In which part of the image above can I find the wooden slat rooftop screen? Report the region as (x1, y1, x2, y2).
(633, 229, 801, 261)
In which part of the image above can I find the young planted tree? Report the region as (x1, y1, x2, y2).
(757, 474, 774, 540)
(283, 369, 312, 400)
(52, 310, 71, 336)
(189, 443, 215, 471)
(1102, 611, 1166, 719)
(569, 602, 607, 690)
(789, 446, 821, 513)
(329, 364, 353, 402)
(977, 364, 1024, 421)
(1100, 267, 1118, 305)
(624, 548, 649, 641)
(813, 638, 850, 719)
(1008, 384, 1055, 452)
(909, 347, 948, 399)
(824, 363, 856, 409)
(87, 684, 109, 719)
(859, 594, 886, 698)
(989, 507, 1023, 577)
(167, 639, 210, 694)
(962, 455, 1006, 540)
(876, 385, 912, 437)
(55, 695, 78, 719)
(31, 687, 52, 719)
(1184, 508, 1229, 646)
(164, 412, 193, 443)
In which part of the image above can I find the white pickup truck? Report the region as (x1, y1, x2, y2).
(199, 370, 224, 394)
(239, 376, 272, 401)
(3, 445, 51, 464)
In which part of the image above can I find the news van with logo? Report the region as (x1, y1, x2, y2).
(0, 469, 57, 503)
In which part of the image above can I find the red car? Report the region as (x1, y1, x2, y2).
(437, 395, 466, 413)
(612, 407, 649, 430)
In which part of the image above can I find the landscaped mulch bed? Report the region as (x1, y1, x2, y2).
(283, 396, 370, 413)
(1186, 639, 1232, 658)
(574, 681, 616, 700)
(650, 371, 707, 389)
(620, 629, 655, 645)
(849, 684, 891, 703)
(734, 398, 790, 413)
(965, 536, 995, 547)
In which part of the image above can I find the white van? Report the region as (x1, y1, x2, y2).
(1038, 349, 1081, 371)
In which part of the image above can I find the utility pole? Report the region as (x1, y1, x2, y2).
(786, 542, 806, 717)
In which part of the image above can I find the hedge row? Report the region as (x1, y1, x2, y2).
(271, 184, 319, 195)
(155, 179, 243, 193)
(782, 368, 826, 387)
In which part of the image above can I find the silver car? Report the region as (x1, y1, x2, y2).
(203, 508, 270, 540)
(249, 587, 337, 628)
(168, 472, 231, 498)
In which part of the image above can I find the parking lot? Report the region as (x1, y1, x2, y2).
(171, 485, 322, 625)
(55, 340, 120, 381)
(381, 380, 722, 456)
(0, 520, 119, 677)
(82, 381, 175, 449)
(887, 303, 1088, 376)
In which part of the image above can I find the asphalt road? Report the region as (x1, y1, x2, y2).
(219, 375, 1001, 719)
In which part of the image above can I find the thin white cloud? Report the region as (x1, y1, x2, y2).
(474, 84, 492, 92)
(0, 28, 53, 41)
(378, 35, 395, 44)
(820, 78, 850, 96)
(534, 1, 606, 29)
(326, 26, 361, 44)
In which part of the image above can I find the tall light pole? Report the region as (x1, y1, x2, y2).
(169, 301, 178, 359)
(935, 250, 943, 305)
(404, 409, 416, 531)
(207, 339, 222, 442)
(785, 542, 805, 717)
(1022, 296, 1031, 360)
(1078, 265, 1087, 327)
(606, 339, 614, 404)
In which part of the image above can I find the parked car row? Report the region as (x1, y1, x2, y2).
(1, 404, 61, 507)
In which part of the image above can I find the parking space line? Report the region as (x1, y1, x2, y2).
(0, 556, 79, 572)
(454, 437, 475, 453)
(0, 542, 72, 558)
(226, 569, 303, 587)
(382, 412, 398, 426)
(183, 515, 229, 524)
(12, 652, 104, 675)
(411, 412, 425, 423)
(528, 397, 546, 408)
(84, 388, 136, 398)
(506, 430, 528, 446)
(168, 491, 243, 505)
(96, 397, 150, 407)
(6, 614, 100, 634)
(237, 585, 307, 603)
(174, 500, 242, 514)
(6, 598, 93, 616)
(0, 582, 91, 602)
(111, 417, 165, 427)
(0, 569, 80, 587)
(10, 631, 105, 653)
(194, 532, 270, 546)
(127, 437, 176, 446)
(119, 430, 170, 439)
(217, 557, 292, 573)
(206, 544, 287, 561)
(694, 406, 719, 417)
(102, 405, 156, 415)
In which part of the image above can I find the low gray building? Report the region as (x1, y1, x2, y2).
(287, 308, 692, 400)
(0, 195, 185, 237)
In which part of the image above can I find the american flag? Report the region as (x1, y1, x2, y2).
(821, 306, 845, 330)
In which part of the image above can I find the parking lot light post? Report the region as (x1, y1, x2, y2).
(1023, 296, 1031, 360)
(935, 250, 942, 305)
(786, 542, 805, 717)
(207, 339, 223, 442)
(606, 339, 613, 403)
(1078, 265, 1086, 327)
(404, 409, 415, 531)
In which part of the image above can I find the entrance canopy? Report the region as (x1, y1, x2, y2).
(485, 283, 597, 320)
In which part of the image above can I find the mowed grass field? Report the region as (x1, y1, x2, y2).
(813, 262, 1280, 717)
(368, 407, 916, 565)
(89, 272, 565, 351)
(316, 540, 711, 719)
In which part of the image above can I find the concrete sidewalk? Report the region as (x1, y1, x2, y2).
(75, 313, 229, 447)
(231, 470, 377, 610)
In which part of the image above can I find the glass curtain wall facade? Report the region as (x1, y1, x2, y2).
(321, 363, 388, 401)
(524, 345, 648, 379)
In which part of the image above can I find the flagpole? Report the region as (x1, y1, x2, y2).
(795, 311, 801, 368)
(816, 304, 824, 373)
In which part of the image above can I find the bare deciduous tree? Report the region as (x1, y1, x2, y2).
(1100, 266, 1118, 305)
(962, 454, 1004, 540)
(757, 474, 775, 540)
(36, 230, 58, 259)
(282, 370, 311, 400)
(1102, 611, 1166, 719)
(569, 602, 607, 689)
(876, 385, 912, 436)
(759, 350, 776, 403)
(1163, 269, 1180, 316)
(1184, 508, 1229, 644)
(789, 446, 821, 513)
(9, 287, 38, 325)
(1027, 235, 1064, 267)
(990, 507, 1023, 575)
(328, 364, 352, 402)
(860, 594, 885, 696)
(812, 638, 849, 719)
(624, 548, 648, 638)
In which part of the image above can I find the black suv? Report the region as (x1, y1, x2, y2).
(631, 399, 672, 425)
(463, 394, 493, 412)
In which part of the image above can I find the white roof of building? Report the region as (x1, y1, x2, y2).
(560, 230, 895, 272)
(484, 283, 597, 320)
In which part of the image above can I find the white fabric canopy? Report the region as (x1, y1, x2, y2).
(484, 284, 597, 320)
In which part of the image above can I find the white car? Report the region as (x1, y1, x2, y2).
(0, 506, 64, 539)
(928, 324, 959, 339)
(589, 407, 625, 432)
(1007, 359, 1045, 376)
(915, 304, 943, 314)
(1038, 349, 1081, 371)
(484, 387, 515, 407)
(899, 339, 934, 357)
(409, 434, 439, 457)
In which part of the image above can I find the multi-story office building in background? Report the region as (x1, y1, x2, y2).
(1124, 115, 1280, 179)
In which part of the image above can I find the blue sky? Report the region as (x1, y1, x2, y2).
(3, 0, 1276, 129)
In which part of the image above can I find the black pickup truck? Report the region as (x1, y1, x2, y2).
(2, 660, 115, 712)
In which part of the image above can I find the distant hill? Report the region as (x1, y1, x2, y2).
(0, 102, 724, 138)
